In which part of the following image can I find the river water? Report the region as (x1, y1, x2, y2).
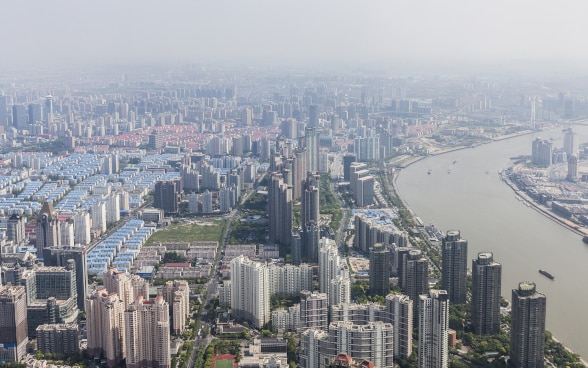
(395, 126, 588, 359)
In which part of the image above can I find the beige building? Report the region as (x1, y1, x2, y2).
(124, 295, 171, 368)
(103, 267, 149, 308)
(158, 280, 190, 335)
(85, 287, 126, 367)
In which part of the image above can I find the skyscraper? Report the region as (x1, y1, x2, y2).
(299, 290, 328, 330)
(230, 256, 270, 328)
(418, 290, 449, 368)
(269, 173, 292, 246)
(399, 249, 428, 320)
(303, 127, 319, 173)
(386, 293, 413, 360)
(510, 281, 546, 368)
(28, 103, 42, 124)
(563, 127, 577, 156)
(0, 286, 28, 362)
(158, 280, 190, 335)
(43, 246, 89, 311)
(45, 95, 54, 124)
(124, 295, 171, 368)
(154, 178, 182, 214)
(0, 96, 9, 127)
(369, 243, 390, 296)
(441, 230, 468, 304)
(301, 172, 320, 231)
(471, 252, 501, 335)
(36, 201, 60, 259)
(7, 214, 26, 245)
(149, 132, 163, 150)
(85, 287, 126, 368)
(12, 105, 28, 130)
(103, 267, 149, 309)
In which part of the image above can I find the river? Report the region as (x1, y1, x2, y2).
(395, 125, 588, 359)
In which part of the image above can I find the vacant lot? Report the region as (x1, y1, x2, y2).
(145, 220, 226, 246)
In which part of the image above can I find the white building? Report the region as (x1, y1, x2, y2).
(418, 290, 449, 368)
(106, 194, 120, 224)
(74, 211, 91, 245)
(268, 263, 313, 297)
(91, 201, 107, 233)
(230, 256, 270, 328)
(59, 218, 75, 247)
(386, 293, 413, 360)
(319, 238, 351, 305)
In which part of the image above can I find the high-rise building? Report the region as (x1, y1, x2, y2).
(301, 172, 320, 231)
(158, 280, 190, 335)
(36, 324, 79, 355)
(303, 221, 319, 264)
(103, 268, 149, 309)
(268, 173, 292, 246)
(43, 246, 88, 311)
(510, 281, 546, 368)
(86, 287, 126, 368)
(45, 95, 54, 124)
(418, 289, 449, 368)
(399, 249, 428, 319)
(106, 194, 121, 223)
(74, 210, 92, 245)
(91, 201, 107, 233)
(12, 105, 28, 130)
(343, 154, 356, 181)
(0, 286, 28, 362)
(303, 127, 319, 173)
(0, 96, 10, 127)
(308, 104, 319, 128)
(369, 243, 390, 296)
(471, 252, 501, 335)
(386, 293, 413, 360)
(328, 321, 395, 368)
(7, 214, 26, 245)
(28, 103, 42, 124)
(36, 201, 60, 259)
(299, 290, 328, 330)
(154, 178, 182, 214)
(60, 218, 75, 247)
(563, 128, 577, 156)
(149, 132, 163, 150)
(567, 153, 579, 181)
(531, 138, 552, 166)
(230, 256, 270, 328)
(124, 295, 171, 368)
(22, 263, 79, 336)
(441, 230, 468, 304)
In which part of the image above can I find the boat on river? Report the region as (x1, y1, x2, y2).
(539, 269, 555, 280)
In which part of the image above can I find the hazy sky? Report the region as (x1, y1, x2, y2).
(2, 0, 588, 70)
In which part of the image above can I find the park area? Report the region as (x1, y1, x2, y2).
(144, 220, 225, 246)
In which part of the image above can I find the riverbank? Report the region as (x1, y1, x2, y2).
(391, 132, 587, 366)
(502, 175, 588, 238)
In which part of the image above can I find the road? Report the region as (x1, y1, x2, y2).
(187, 177, 261, 368)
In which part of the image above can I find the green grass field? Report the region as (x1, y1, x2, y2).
(144, 220, 226, 246)
(214, 359, 234, 368)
